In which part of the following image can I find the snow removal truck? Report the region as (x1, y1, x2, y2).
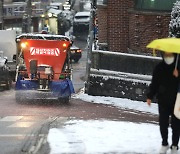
(15, 34, 74, 103)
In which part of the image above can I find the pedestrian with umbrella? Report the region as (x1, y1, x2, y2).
(146, 38, 180, 154)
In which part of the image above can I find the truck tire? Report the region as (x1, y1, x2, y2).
(5, 79, 12, 90)
(74, 58, 79, 63)
(58, 97, 70, 104)
(64, 97, 70, 104)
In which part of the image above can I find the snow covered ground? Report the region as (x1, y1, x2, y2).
(47, 91, 179, 154)
(74, 89, 158, 115)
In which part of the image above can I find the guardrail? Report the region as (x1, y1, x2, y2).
(86, 50, 162, 101)
(91, 50, 162, 75)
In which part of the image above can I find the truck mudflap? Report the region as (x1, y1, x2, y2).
(15, 78, 74, 99)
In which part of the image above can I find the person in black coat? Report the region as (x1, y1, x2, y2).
(147, 52, 180, 154)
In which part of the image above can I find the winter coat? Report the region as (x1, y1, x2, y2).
(147, 60, 179, 107)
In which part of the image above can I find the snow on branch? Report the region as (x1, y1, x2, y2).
(169, 1, 180, 38)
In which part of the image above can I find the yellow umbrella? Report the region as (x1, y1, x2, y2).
(146, 37, 180, 53)
(146, 37, 180, 68)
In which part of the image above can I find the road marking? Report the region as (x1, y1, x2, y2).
(0, 134, 46, 137)
(29, 137, 45, 154)
(0, 116, 23, 122)
(8, 122, 34, 128)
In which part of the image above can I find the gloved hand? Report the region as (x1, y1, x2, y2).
(146, 99, 152, 106)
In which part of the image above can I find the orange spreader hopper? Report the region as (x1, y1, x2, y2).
(20, 39, 70, 80)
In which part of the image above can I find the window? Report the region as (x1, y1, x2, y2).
(135, 0, 178, 11)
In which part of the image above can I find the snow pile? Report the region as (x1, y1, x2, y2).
(72, 90, 158, 115)
(48, 120, 173, 154)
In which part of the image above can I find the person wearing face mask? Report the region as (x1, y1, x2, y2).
(147, 52, 180, 154)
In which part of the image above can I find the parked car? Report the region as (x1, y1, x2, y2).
(0, 51, 12, 90)
(70, 45, 82, 62)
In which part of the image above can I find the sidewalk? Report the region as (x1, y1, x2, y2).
(36, 95, 160, 154)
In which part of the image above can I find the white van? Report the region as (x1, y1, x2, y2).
(73, 11, 90, 39)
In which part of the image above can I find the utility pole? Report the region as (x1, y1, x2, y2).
(85, 0, 96, 93)
(27, 0, 32, 33)
(1, 0, 4, 30)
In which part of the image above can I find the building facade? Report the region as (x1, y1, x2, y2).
(2, 0, 45, 34)
(97, 0, 177, 54)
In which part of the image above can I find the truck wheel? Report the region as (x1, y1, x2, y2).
(64, 97, 70, 104)
(74, 58, 79, 63)
(5, 80, 12, 90)
(58, 97, 70, 104)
